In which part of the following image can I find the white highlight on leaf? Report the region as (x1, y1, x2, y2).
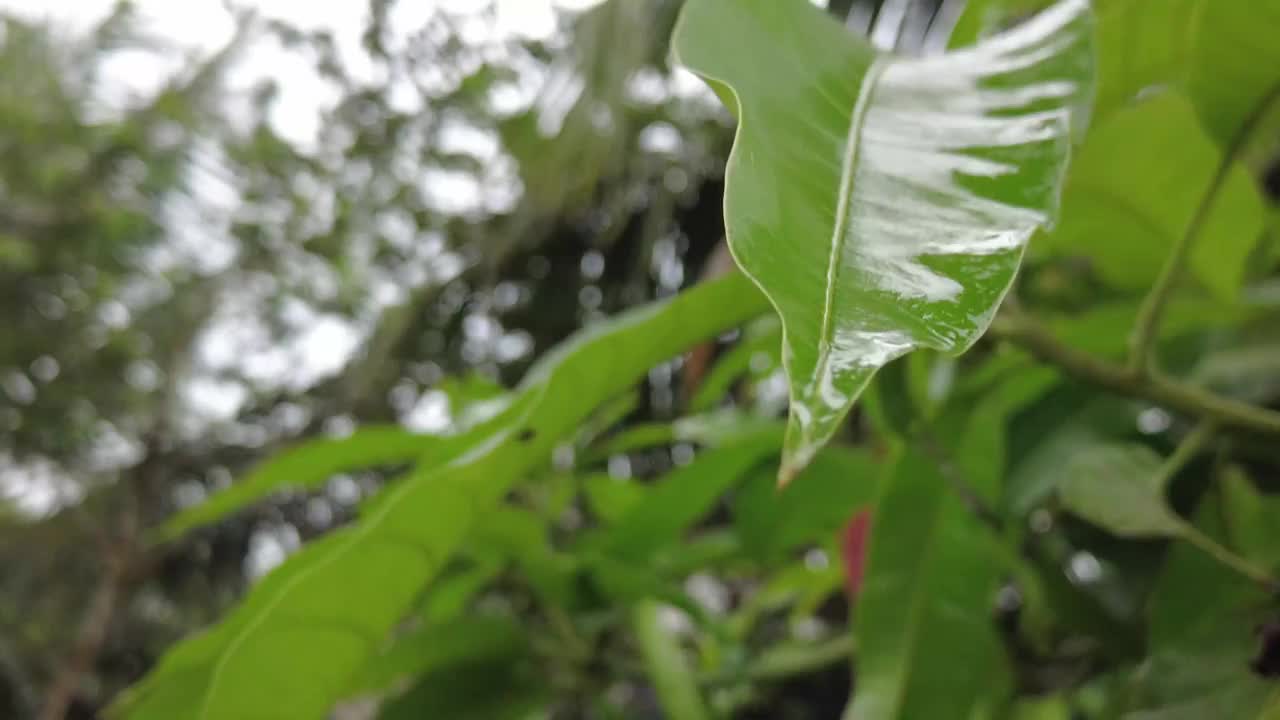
(793, 0, 1091, 465)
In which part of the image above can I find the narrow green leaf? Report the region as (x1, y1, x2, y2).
(157, 426, 433, 540)
(672, 0, 1094, 478)
(688, 315, 781, 412)
(583, 472, 646, 524)
(733, 446, 880, 561)
(1039, 91, 1265, 299)
(850, 443, 1005, 720)
(1056, 444, 1186, 538)
(111, 272, 772, 720)
(346, 615, 526, 696)
(632, 599, 711, 720)
(599, 430, 782, 564)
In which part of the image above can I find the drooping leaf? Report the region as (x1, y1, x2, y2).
(672, 0, 1094, 479)
(1037, 91, 1265, 299)
(1056, 444, 1186, 538)
(111, 271, 772, 720)
(850, 442, 1005, 720)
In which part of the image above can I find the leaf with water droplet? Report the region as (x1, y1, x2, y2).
(672, 0, 1095, 481)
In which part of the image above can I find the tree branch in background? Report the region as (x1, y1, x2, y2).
(989, 310, 1280, 436)
(37, 513, 135, 720)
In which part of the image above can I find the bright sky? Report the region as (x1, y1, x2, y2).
(0, 0, 606, 146)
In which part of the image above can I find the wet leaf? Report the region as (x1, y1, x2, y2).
(1056, 444, 1186, 538)
(672, 0, 1094, 479)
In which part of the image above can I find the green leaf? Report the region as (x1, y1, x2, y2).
(346, 615, 526, 696)
(1038, 91, 1265, 299)
(632, 599, 711, 720)
(1095, 0, 1280, 145)
(1220, 467, 1280, 573)
(375, 659, 547, 720)
(582, 472, 645, 524)
(111, 272, 772, 720)
(733, 446, 880, 561)
(156, 426, 433, 541)
(688, 314, 780, 413)
(850, 442, 1005, 720)
(672, 0, 1094, 479)
(1056, 444, 1186, 538)
(1130, 494, 1279, 719)
(598, 430, 782, 564)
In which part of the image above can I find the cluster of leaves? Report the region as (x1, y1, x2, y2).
(10, 0, 1280, 717)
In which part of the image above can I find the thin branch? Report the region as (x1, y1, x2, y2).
(989, 312, 1280, 436)
(1128, 81, 1280, 373)
(37, 525, 134, 720)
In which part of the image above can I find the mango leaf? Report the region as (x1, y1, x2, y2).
(1038, 91, 1265, 299)
(111, 271, 772, 720)
(850, 441, 1005, 719)
(1056, 444, 1186, 538)
(672, 0, 1094, 479)
(156, 427, 433, 541)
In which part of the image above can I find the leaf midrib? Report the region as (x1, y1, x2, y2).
(809, 59, 889, 416)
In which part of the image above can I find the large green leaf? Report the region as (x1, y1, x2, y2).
(1095, 0, 1280, 145)
(672, 0, 1094, 478)
(1037, 91, 1265, 298)
(111, 272, 772, 720)
(850, 443, 1004, 719)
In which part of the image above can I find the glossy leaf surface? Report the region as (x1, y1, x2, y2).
(672, 0, 1094, 478)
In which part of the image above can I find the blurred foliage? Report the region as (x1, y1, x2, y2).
(1, 0, 1279, 719)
